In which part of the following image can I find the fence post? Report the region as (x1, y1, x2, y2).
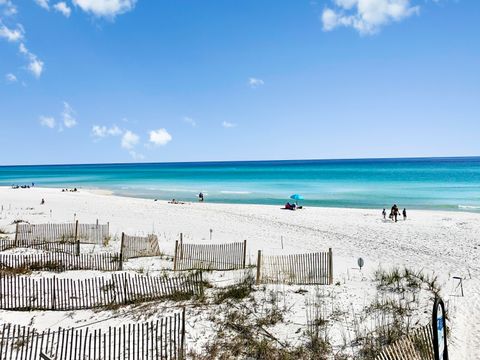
(52, 277, 56, 310)
(119, 232, 125, 271)
(242, 240, 247, 269)
(179, 233, 183, 260)
(180, 306, 186, 360)
(75, 220, 80, 256)
(256, 250, 262, 285)
(96, 219, 99, 227)
(14, 222, 19, 247)
(173, 240, 179, 271)
(328, 248, 333, 285)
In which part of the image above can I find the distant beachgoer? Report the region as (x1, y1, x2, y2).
(391, 204, 400, 222)
(198, 192, 204, 202)
(41, 198, 45, 205)
(32, 182, 35, 187)
(403, 208, 407, 221)
(382, 208, 386, 220)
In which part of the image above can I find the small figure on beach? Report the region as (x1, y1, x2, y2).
(382, 208, 386, 220)
(391, 204, 400, 222)
(402, 208, 407, 221)
(283, 202, 296, 210)
(198, 192, 204, 202)
(40, 198, 45, 205)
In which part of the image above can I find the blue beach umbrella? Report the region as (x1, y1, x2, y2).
(290, 194, 304, 205)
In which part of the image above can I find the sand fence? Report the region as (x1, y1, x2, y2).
(0, 310, 185, 360)
(120, 233, 162, 260)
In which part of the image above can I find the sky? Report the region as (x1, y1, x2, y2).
(0, 0, 479, 165)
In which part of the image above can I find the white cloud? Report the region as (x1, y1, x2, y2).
(19, 43, 44, 78)
(222, 121, 237, 128)
(39, 115, 56, 128)
(72, 0, 137, 18)
(129, 150, 144, 160)
(249, 77, 265, 88)
(183, 116, 197, 127)
(34, 0, 50, 10)
(91, 124, 122, 138)
(62, 101, 77, 128)
(0, 24, 24, 42)
(5, 73, 16, 82)
(322, 0, 420, 35)
(54, 2, 71, 17)
(121, 130, 139, 149)
(0, 0, 17, 16)
(148, 128, 172, 146)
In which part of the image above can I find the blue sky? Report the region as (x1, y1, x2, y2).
(0, 0, 479, 165)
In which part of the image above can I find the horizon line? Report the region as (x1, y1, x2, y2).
(1, 155, 480, 168)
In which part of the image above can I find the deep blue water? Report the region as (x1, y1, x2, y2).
(1, 157, 480, 211)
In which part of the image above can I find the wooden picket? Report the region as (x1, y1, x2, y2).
(256, 250, 333, 285)
(0, 272, 203, 311)
(376, 324, 434, 360)
(16, 222, 109, 246)
(121, 233, 162, 260)
(173, 240, 247, 271)
(0, 238, 78, 255)
(0, 252, 122, 272)
(0, 310, 185, 359)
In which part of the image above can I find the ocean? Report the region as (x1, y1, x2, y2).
(1, 157, 480, 211)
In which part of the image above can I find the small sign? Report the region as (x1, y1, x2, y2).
(357, 257, 364, 270)
(432, 297, 449, 360)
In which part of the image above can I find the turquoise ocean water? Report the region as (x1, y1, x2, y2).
(1, 157, 480, 211)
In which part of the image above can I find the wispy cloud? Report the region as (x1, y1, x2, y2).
(0, 23, 24, 42)
(39, 115, 56, 128)
(91, 124, 122, 139)
(321, 0, 420, 35)
(148, 128, 172, 146)
(0, 0, 17, 16)
(5, 73, 17, 83)
(72, 0, 137, 18)
(183, 116, 197, 127)
(222, 121, 237, 128)
(54, 2, 72, 17)
(62, 101, 77, 128)
(121, 130, 139, 149)
(19, 43, 44, 78)
(34, 0, 50, 10)
(129, 150, 144, 160)
(249, 77, 264, 88)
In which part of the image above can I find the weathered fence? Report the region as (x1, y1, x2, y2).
(121, 233, 162, 260)
(173, 240, 247, 271)
(15, 221, 109, 246)
(376, 324, 434, 360)
(0, 272, 203, 311)
(0, 310, 185, 359)
(256, 250, 333, 285)
(0, 252, 122, 272)
(0, 238, 78, 254)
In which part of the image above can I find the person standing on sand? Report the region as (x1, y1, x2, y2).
(382, 208, 386, 220)
(198, 192, 204, 202)
(41, 198, 45, 205)
(403, 208, 407, 221)
(391, 204, 400, 222)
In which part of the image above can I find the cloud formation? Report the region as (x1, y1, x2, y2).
(183, 116, 197, 127)
(39, 115, 56, 128)
(54, 2, 72, 17)
(5, 73, 16, 82)
(222, 121, 237, 128)
(322, 0, 420, 35)
(92, 124, 122, 138)
(62, 102, 77, 128)
(249, 77, 265, 88)
(149, 128, 172, 146)
(0, 23, 23, 42)
(72, 0, 137, 18)
(19, 43, 44, 78)
(121, 130, 139, 149)
(34, 0, 50, 10)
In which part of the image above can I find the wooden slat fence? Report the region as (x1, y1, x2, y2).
(0, 238, 78, 255)
(0, 310, 185, 359)
(256, 249, 333, 285)
(0, 252, 122, 272)
(0, 272, 203, 311)
(376, 324, 434, 360)
(121, 233, 161, 260)
(173, 240, 247, 271)
(16, 222, 109, 246)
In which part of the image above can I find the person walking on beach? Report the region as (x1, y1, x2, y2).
(382, 208, 386, 220)
(41, 198, 45, 205)
(402, 208, 407, 221)
(391, 204, 400, 222)
(198, 192, 204, 202)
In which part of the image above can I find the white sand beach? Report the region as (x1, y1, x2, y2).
(0, 186, 479, 358)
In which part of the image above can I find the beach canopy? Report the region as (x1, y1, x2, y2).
(290, 194, 304, 201)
